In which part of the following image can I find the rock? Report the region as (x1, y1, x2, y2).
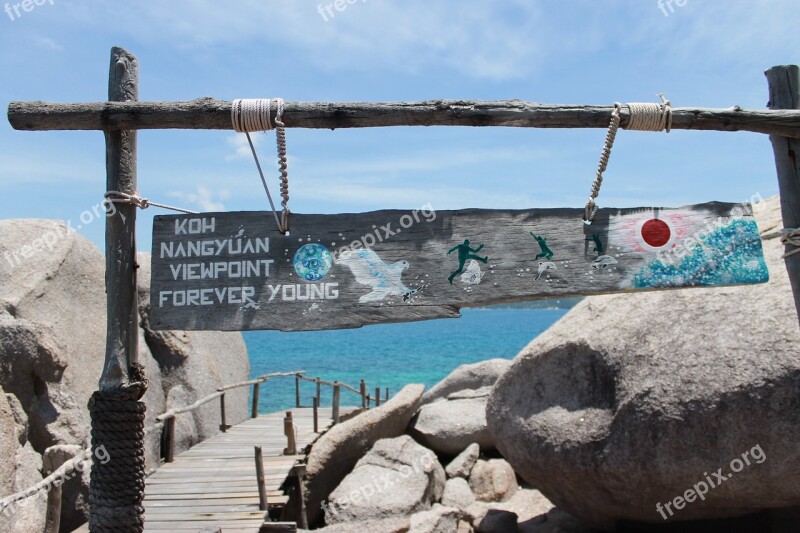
(410, 505, 462, 533)
(468, 459, 518, 503)
(326, 435, 445, 524)
(445, 443, 480, 479)
(442, 477, 476, 509)
(471, 507, 519, 533)
(422, 359, 511, 405)
(137, 252, 250, 444)
(409, 397, 494, 455)
(464, 488, 556, 530)
(300, 516, 410, 533)
(487, 196, 800, 527)
(304, 383, 425, 525)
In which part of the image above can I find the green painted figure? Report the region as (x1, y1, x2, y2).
(590, 234, 604, 255)
(447, 239, 488, 284)
(530, 232, 554, 261)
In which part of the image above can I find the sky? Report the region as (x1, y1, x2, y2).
(1, 0, 798, 252)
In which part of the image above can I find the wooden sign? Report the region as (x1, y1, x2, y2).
(149, 202, 768, 331)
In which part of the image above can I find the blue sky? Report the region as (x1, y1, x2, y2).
(1, 1, 798, 252)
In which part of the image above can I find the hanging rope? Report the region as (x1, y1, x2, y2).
(87, 363, 148, 533)
(231, 98, 291, 234)
(781, 228, 800, 258)
(104, 191, 198, 214)
(583, 95, 672, 224)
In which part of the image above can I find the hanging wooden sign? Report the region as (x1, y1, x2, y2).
(149, 202, 768, 331)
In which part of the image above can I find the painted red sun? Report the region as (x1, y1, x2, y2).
(640, 219, 671, 248)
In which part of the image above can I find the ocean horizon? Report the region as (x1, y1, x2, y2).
(245, 306, 573, 413)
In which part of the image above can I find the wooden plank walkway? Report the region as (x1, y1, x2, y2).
(78, 406, 355, 533)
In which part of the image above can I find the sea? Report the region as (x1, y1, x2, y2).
(245, 303, 576, 413)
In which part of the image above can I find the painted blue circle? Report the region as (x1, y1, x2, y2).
(293, 243, 333, 281)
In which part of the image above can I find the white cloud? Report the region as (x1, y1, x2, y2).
(168, 186, 230, 212)
(226, 133, 262, 161)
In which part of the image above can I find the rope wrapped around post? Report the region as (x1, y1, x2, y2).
(87, 363, 148, 533)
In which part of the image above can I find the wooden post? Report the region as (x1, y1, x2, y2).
(284, 411, 297, 455)
(254, 446, 268, 511)
(43, 475, 62, 533)
(312, 396, 319, 433)
(252, 382, 260, 419)
(92, 46, 142, 532)
(315, 377, 321, 405)
(295, 374, 301, 408)
(164, 416, 176, 463)
(220, 392, 227, 432)
(766, 65, 800, 326)
(375, 387, 381, 407)
(294, 464, 308, 529)
(385, 387, 389, 402)
(366, 394, 371, 407)
(360, 379, 366, 408)
(332, 382, 341, 425)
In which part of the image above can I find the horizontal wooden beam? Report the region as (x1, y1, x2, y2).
(8, 97, 800, 137)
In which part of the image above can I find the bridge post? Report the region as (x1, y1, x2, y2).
(332, 382, 341, 424)
(284, 411, 297, 455)
(254, 446, 268, 511)
(252, 382, 260, 419)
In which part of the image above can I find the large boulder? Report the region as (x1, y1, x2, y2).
(422, 359, 511, 405)
(304, 383, 425, 525)
(487, 197, 800, 528)
(0, 221, 250, 528)
(409, 396, 494, 456)
(325, 435, 445, 524)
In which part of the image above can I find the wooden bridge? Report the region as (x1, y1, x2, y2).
(140, 406, 357, 532)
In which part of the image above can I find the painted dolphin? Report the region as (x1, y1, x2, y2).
(592, 255, 619, 269)
(535, 261, 557, 280)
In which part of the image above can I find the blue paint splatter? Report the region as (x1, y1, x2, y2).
(632, 219, 769, 288)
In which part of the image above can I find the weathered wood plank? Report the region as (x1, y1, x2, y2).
(150, 203, 768, 331)
(8, 98, 800, 138)
(766, 65, 800, 325)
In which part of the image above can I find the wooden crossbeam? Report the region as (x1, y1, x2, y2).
(7, 98, 800, 137)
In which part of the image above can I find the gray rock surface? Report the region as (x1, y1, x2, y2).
(410, 505, 462, 533)
(442, 477, 476, 509)
(305, 383, 425, 525)
(467, 489, 556, 531)
(409, 396, 494, 455)
(0, 222, 250, 529)
(300, 516, 410, 533)
(445, 443, 480, 479)
(326, 435, 445, 524)
(487, 196, 800, 527)
(422, 359, 511, 405)
(468, 459, 518, 503)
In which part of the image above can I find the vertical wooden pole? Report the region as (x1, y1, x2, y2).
(385, 387, 389, 402)
(332, 382, 340, 425)
(766, 65, 800, 326)
(92, 46, 142, 533)
(294, 465, 308, 530)
(100, 46, 139, 389)
(220, 393, 227, 432)
(44, 481, 62, 533)
(312, 396, 319, 433)
(284, 411, 297, 455)
(255, 446, 268, 511)
(375, 387, 381, 407)
(315, 377, 321, 406)
(164, 416, 176, 463)
(360, 379, 366, 408)
(295, 374, 301, 408)
(252, 382, 260, 419)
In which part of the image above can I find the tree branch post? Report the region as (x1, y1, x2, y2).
(766, 65, 800, 326)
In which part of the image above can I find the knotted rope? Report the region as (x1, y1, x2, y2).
(780, 228, 800, 258)
(583, 95, 672, 224)
(88, 364, 148, 533)
(231, 98, 291, 234)
(104, 191, 198, 214)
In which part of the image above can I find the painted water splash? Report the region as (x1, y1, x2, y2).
(631, 219, 769, 288)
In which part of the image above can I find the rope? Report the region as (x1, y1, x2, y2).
(88, 363, 148, 533)
(231, 98, 291, 234)
(781, 228, 800, 258)
(583, 95, 672, 224)
(104, 191, 198, 214)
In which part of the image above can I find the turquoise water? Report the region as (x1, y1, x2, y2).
(244, 308, 570, 412)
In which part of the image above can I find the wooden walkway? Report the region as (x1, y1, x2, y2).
(101, 406, 354, 532)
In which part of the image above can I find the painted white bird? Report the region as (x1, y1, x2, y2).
(592, 255, 619, 270)
(336, 248, 417, 303)
(460, 259, 485, 285)
(535, 261, 557, 280)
